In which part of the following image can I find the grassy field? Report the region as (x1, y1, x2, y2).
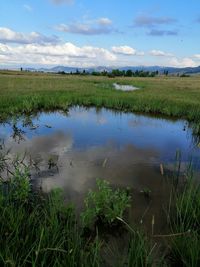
(1, 71, 200, 122)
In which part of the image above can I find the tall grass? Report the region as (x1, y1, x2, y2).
(0, 173, 102, 267)
(168, 169, 200, 266)
(1, 73, 200, 123)
(0, 191, 102, 266)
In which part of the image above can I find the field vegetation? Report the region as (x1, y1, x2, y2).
(0, 71, 200, 123)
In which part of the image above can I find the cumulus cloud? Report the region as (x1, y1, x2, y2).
(150, 50, 173, 57)
(0, 42, 117, 67)
(54, 17, 116, 35)
(148, 29, 178, 36)
(168, 57, 198, 68)
(111, 45, 144, 56)
(193, 54, 200, 59)
(133, 15, 176, 28)
(0, 27, 59, 44)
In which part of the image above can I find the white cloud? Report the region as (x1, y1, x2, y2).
(193, 54, 200, 59)
(0, 42, 117, 67)
(111, 45, 144, 56)
(23, 4, 32, 12)
(0, 27, 59, 44)
(150, 50, 173, 57)
(97, 18, 112, 26)
(168, 57, 198, 68)
(55, 17, 116, 35)
(51, 0, 73, 4)
(55, 23, 114, 35)
(133, 15, 176, 28)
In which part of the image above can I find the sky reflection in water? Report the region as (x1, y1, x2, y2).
(0, 107, 199, 227)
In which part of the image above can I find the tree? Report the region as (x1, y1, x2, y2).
(125, 69, 133, 77)
(164, 70, 169, 76)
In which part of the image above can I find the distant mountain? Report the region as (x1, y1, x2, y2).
(25, 65, 200, 75)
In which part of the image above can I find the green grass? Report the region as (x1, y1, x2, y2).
(0, 188, 102, 267)
(168, 170, 200, 266)
(1, 71, 200, 123)
(0, 164, 156, 267)
(0, 160, 101, 267)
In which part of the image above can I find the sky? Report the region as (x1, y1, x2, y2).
(0, 0, 200, 68)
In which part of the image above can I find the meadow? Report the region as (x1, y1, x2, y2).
(1, 71, 200, 122)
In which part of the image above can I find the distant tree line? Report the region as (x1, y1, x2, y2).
(57, 69, 161, 77)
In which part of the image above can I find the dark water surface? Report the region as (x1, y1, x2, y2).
(1, 106, 200, 232)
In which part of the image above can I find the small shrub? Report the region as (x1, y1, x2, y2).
(0, 163, 31, 204)
(81, 179, 131, 228)
(9, 166, 31, 202)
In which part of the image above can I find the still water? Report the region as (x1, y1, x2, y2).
(0, 107, 199, 229)
(113, 83, 140, 91)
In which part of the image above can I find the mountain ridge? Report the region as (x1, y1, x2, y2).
(25, 65, 200, 75)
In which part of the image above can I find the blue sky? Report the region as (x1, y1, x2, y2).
(0, 0, 200, 68)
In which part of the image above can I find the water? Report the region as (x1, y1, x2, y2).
(0, 107, 200, 230)
(113, 83, 140, 91)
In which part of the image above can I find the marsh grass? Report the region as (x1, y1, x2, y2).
(0, 185, 102, 267)
(0, 153, 102, 267)
(1, 72, 200, 123)
(167, 167, 200, 266)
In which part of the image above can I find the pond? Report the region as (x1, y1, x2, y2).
(113, 83, 140, 91)
(0, 106, 200, 231)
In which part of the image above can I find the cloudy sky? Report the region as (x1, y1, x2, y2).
(0, 0, 200, 68)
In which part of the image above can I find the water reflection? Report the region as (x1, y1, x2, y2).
(113, 83, 140, 91)
(0, 107, 200, 228)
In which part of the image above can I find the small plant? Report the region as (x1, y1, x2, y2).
(9, 166, 31, 203)
(48, 155, 58, 170)
(140, 188, 151, 198)
(81, 179, 131, 228)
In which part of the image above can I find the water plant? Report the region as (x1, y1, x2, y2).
(140, 188, 152, 199)
(81, 179, 131, 228)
